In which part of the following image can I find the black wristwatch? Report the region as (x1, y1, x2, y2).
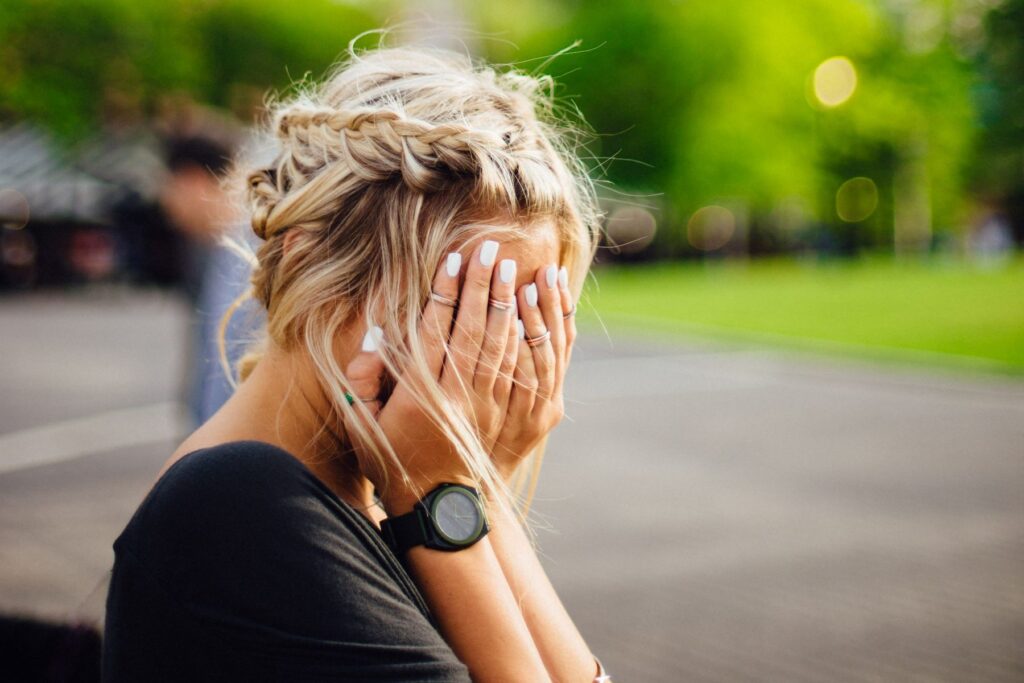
(380, 483, 489, 555)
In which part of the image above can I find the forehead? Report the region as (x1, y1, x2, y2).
(460, 218, 561, 287)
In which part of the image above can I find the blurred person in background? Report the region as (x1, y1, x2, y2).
(968, 200, 1015, 267)
(160, 133, 264, 426)
(103, 41, 612, 682)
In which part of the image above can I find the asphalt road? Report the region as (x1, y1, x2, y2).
(1, 290, 1022, 682)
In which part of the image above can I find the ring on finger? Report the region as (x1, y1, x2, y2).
(488, 296, 515, 312)
(344, 391, 380, 406)
(563, 302, 576, 320)
(430, 290, 458, 308)
(524, 328, 551, 347)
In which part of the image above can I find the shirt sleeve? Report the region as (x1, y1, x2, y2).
(104, 441, 470, 682)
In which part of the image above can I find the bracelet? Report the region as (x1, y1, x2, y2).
(594, 656, 612, 683)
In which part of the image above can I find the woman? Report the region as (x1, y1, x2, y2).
(103, 40, 608, 682)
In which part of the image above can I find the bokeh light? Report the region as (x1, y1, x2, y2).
(836, 177, 878, 222)
(813, 56, 857, 108)
(0, 188, 30, 230)
(687, 205, 736, 251)
(604, 207, 658, 255)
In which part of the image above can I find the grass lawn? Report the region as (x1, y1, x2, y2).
(576, 255, 1024, 374)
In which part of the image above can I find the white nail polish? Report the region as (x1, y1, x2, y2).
(525, 283, 538, 307)
(480, 240, 499, 267)
(517, 319, 525, 339)
(362, 325, 383, 352)
(446, 252, 461, 278)
(500, 259, 516, 284)
(545, 264, 557, 288)
(558, 265, 568, 289)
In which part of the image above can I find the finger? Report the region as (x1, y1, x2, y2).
(475, 257, 517, 394)
(443, 239, 499, 394)
(491, 294, 516, 409)
(536, 262, 566, 390)
(417, 251, 462, 381)
(494, 298, 519, 410)
(555, 264, 577, 392)
(507, 318, 538, 418)
(344, 326, 386, 422)
(516, 277, 556, 402)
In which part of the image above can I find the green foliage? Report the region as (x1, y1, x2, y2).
(192, 1, 379, 107)
(470, 0, 991, 253)
(972, 0, 1024, 196)
(0, 0, 380, 141)
(0, 0, 1017, 253)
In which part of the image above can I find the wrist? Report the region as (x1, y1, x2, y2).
(380, 481, 491, 556)
(490, 443, 520, 483)
(379, 473, 478, 516)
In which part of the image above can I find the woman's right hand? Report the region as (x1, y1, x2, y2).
(490, 262, 577, 481)
(343, 239, 520, 513)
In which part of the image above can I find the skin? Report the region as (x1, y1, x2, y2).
(164, 218, 597, 682)
(160, 164, 236, 244)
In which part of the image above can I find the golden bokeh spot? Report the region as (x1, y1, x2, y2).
(813, 57, 857, 108)
(605, 207, 657, 255)
(687, 205, 736, 252)
(836, 177, 878, 222)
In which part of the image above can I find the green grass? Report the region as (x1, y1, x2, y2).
(577, 255, 1024, 374)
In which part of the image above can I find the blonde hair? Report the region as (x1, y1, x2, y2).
(221, 35, 603, 511)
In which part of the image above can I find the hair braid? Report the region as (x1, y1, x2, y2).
(275, 106, 516, 194)
(246, 168, 283, 241)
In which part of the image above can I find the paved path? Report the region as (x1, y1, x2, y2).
(1, 291, 1022, 681)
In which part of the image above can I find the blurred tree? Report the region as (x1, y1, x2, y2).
(972, 0, 1024, 242)
(0, 0, 380, 140)
(0, 0, 1018, 255)
(470, 0, 991, 257)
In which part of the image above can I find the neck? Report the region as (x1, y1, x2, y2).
(227, 340, 378, 517)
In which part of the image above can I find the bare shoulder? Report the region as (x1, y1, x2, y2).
(160, 402, 269, 478)
(160, 427, 233, 479)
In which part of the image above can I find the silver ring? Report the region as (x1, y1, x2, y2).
(563, 302, 576, 320)
(488, 297, 515, 312)
(430, 290, 458, 308)
(525, 328, 551, 347)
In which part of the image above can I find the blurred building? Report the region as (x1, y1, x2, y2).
(0, 123, 182, 289)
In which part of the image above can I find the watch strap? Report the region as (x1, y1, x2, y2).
(380, 507, 428, 556)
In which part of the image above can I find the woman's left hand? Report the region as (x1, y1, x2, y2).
(490, 263, 576, 481)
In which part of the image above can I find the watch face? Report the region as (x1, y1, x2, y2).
(431, 487, 483, 545)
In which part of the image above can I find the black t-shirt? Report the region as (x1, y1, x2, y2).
(102, 440, 470, 682)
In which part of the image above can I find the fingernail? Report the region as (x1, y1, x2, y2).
(545, 264, 557, 289)
(446, 252, 461, 278)
(362, 325, 383, 352)
(500, 259, 516, 284)
(517, 319, 525, 339)
(525, 283, 538, 307)
(558, 265, 568, 289)
(480, 240, 499, 267)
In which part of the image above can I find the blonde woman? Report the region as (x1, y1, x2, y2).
(103, 39, 610, 683)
